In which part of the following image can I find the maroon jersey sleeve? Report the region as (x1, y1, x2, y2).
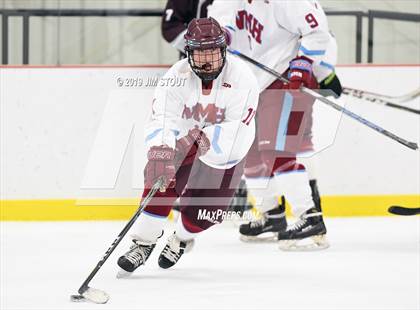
(161, 0, 194, 43)
(161, 0, 214, 44)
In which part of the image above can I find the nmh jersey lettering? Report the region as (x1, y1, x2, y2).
(235, 10, 264, 44)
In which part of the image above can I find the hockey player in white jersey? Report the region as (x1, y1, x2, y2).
(208, 0, 343, 250)
(117, 17, 259, 274)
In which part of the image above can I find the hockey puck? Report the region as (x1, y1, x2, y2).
(70, 294, 85, 302)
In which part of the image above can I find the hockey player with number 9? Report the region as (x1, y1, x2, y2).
(116, 17, 259, 275)
(208, 0, 343, 250)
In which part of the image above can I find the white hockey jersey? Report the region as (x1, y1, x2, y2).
(145, 54, 259, 170)
(208, 0, 337, 90)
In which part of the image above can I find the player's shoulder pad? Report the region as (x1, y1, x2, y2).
(272, 0, 310, 14)
(224, 54, 260, 91)
(154, 58, 194, 94)
(163, 58, 192, 80)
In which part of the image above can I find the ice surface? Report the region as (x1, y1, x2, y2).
(1, 217, 419, 310)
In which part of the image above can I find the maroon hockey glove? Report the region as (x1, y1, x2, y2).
(287, 56, 314, 89)
(145, 146, 176, 191)
(176, 128, 211, 160)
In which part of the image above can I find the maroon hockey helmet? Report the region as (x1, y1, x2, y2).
(184, 17, 227, 81)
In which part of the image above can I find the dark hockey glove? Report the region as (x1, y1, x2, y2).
(319, 72, 343, 98)
(145, 146, 176, 191)
(176, 128, 211, 161)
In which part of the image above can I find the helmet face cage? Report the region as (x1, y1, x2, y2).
(186, 46, 227, 82)
(184, 17, 227, 82)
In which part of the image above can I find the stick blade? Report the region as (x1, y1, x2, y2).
(398, 88, 420, 103)
(73, 287, 109, 304)
(70, 294, 86, 302)
(388, 206, 420, 216)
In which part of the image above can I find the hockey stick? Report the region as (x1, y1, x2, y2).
(70, 177, 164, 304)
(342, 87, 420, 115)
(388, 206, 420, 216)
(343, 87, 420, 103)
(228, 49, 418, 151)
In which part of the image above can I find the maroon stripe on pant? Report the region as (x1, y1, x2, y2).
(142, 159, 244, 232)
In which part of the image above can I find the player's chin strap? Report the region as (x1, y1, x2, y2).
(227, 49, 418, 151)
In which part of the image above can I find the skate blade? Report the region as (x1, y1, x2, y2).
(278, 234, 330, 251)
(240, 232, 277, 243)
(116, 268, 133, 279)
(184, 239, 195, 253)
